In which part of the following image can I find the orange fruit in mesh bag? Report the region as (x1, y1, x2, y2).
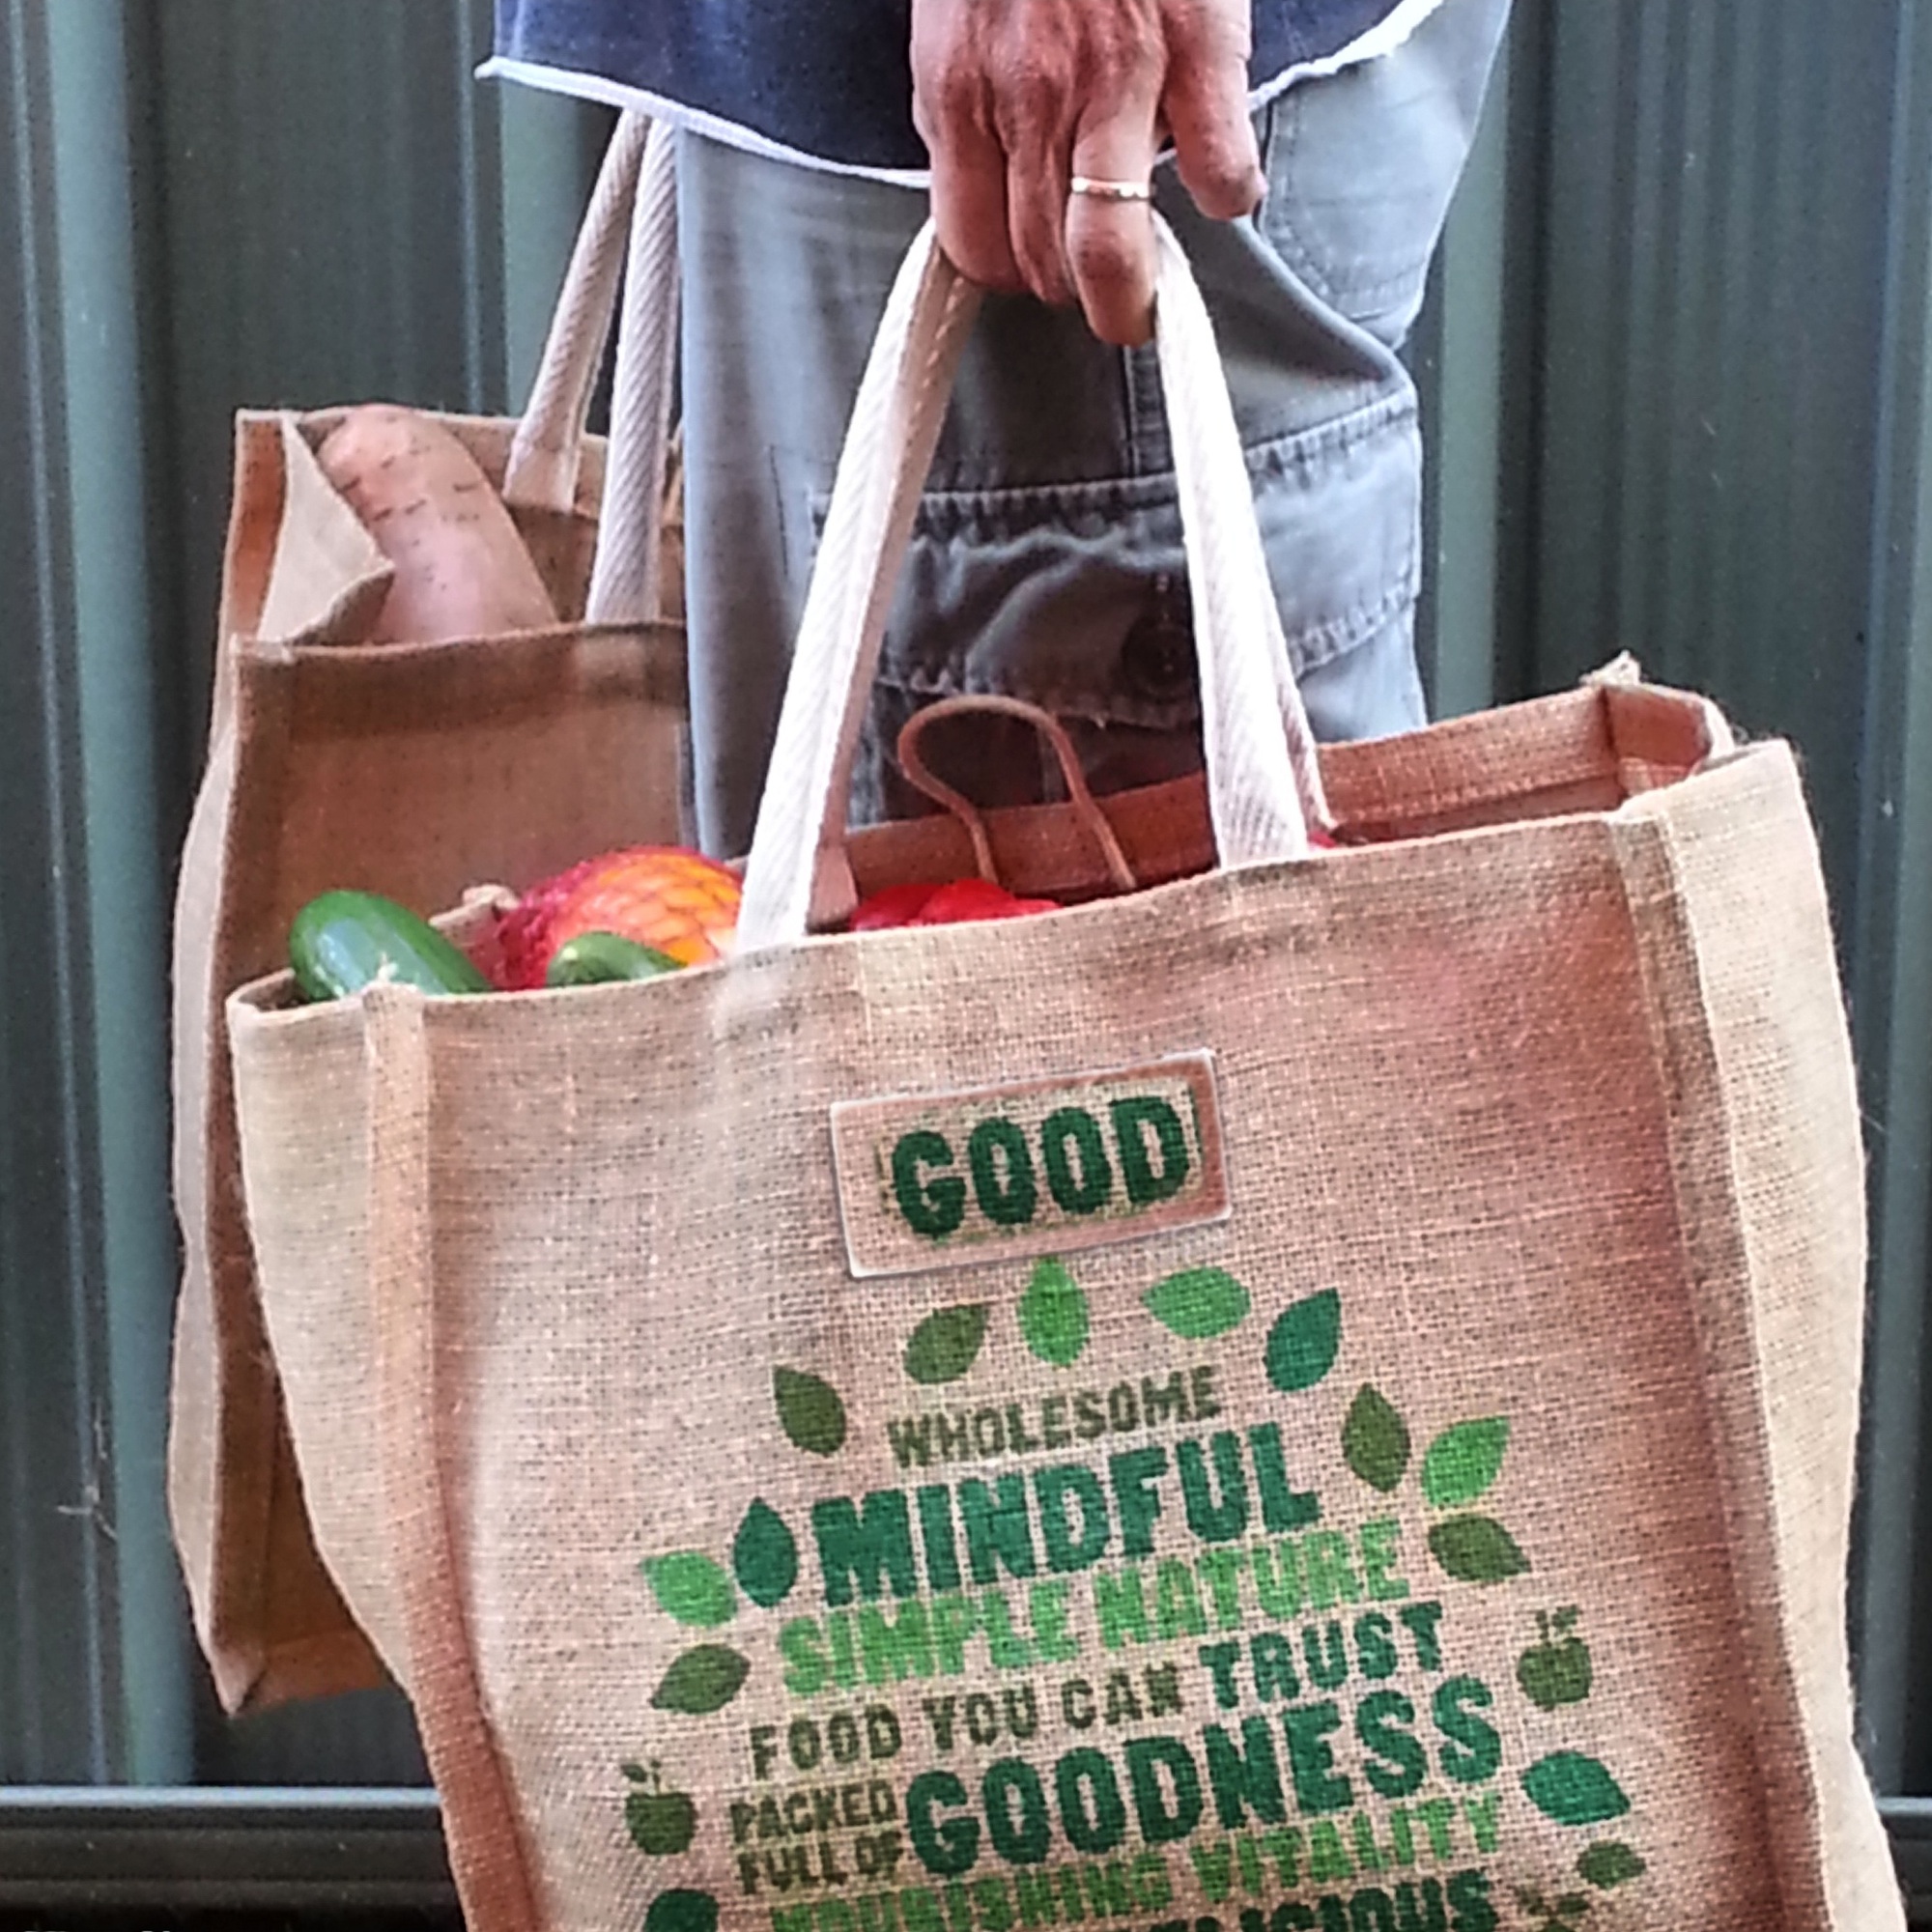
(497, 847, 740, 989)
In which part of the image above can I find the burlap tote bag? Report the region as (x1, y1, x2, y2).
(170, 114, 688, 1713)
(228, 220, 1900, 1930)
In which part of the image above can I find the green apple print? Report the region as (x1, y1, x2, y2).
(624, 1761, 698, 1856)
(1518, 1607, 1594, 1710)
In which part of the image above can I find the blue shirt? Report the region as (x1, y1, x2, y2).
(487, 1, 1436, 181)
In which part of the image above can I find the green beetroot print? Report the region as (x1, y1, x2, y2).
(1420, 1416, 1510, 1507)
(639, 1553, 735, 1628)
(1577, 1842, 1646, 1890)
(774, 1367, 846, 1455)
(1522, 1751, 1633, 1828)
(1518, 1608, 1593, 1709)
(1020, 1260, 1089, 1367)
(904, 1305, 988, 1384)
(1264, 1289, 1342, 1392)
(650, 1644, 751, 1716)
(1342, 1385, 1411, 1493)
(645, 1890, 719, 1932)
(1143, 1266, 1250, 1340)
(731, 1499, 799, 1608)
(623, 1762, 697, 1855)
(1429, 1515, 1530, 1584)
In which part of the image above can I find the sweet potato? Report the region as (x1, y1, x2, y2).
(315, 405, 558, 642)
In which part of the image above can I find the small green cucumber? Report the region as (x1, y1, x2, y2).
(289, 890, 492, 1003)
(545, 930, 683, 988)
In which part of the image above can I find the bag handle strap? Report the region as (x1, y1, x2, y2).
(501, 112, 681, 625)
(365, 988, 539, 1932)
(735, 217, 1330, 952)
(896, 695, 1139, 894)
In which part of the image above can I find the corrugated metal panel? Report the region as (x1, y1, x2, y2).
(1492, 0, 1932, 1796)
(1527, 3, 1896, 889)
(0, 0, 121, 1789)
(1838, 0, 1932, 1801)
(151, 0, 508, 769)
(0, 0, 606, 1793)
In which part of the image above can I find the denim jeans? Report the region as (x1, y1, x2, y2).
(675, 0, 1512, 855)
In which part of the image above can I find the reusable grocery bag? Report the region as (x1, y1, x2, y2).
(169, 113, 687, 1712)
(229, 219, 1901, 1931)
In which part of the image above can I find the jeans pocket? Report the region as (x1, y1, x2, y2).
(806, 391, 1425, 823)
(1258, 0, 1512, 347)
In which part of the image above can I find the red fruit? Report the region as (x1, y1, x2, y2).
(913, 879, 1060, 925)
(848, 883, 939, 931)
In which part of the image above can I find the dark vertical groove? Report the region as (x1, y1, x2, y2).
(0, 0, 116, 1784)
(1513, 0, 1932, 1796)
(1845, 0, 1932, 1800)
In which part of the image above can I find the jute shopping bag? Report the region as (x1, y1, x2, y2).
(229, 220, 1900, 1930)
(169, 113, 687, 1712)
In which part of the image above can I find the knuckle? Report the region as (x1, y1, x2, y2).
(927, 59, 984, 128)
(1175, 0, 1253, 63)
(991, 51, 1062, 136)
(1106, 10, 1163, 78)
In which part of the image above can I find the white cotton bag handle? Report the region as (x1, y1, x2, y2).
(500, 111, 681, 624)
(734, 216, 1330, 954)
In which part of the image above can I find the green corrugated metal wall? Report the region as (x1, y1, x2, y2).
(4, 0, 1932, 1901)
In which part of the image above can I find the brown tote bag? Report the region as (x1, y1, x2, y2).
(169, 113, 688, 1712)
(229, 220, 1900, 1929)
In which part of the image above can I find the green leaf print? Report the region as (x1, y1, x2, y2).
(1421, 1416, 1511, 1508)
(1264, 1289, 1343, 1392)
(1143, 1266, 1251, 1340)
(774, 1367, 847, 1455)
(1342, 1385, 1410, 1492)
(624, 1764, 699, 1854)
(731, 1499, 799, 1608)
(645, 1890, 721, 1932)
(1428, 1515, 1530, 1584)
(651, 1645, 752, 1715)
(639, 1553, 736, 1627)
(1522, 1752, 1633, 1828)
(1020, 1260, 1090, 1367)
(1577, 1842, 1647, 1889)
(904, 1305, 989, 1384)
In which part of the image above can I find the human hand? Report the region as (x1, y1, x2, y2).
(910, 0, 1264, 347)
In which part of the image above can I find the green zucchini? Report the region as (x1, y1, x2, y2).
(289, 890, 492, 1003)
(545, 930, 683, 988)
